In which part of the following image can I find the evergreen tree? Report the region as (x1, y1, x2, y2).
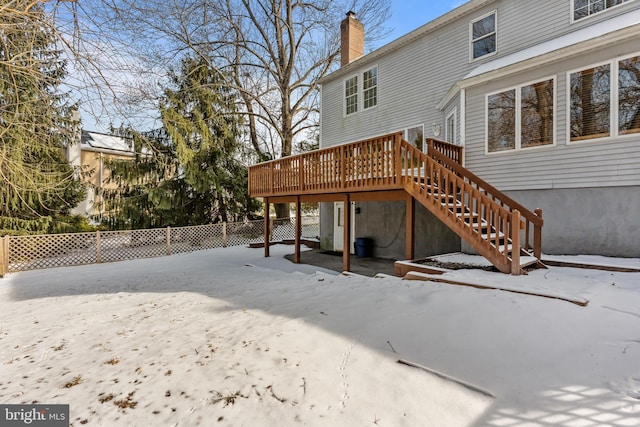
(102, 57, 259, 229)
(0, 0, 85, 235)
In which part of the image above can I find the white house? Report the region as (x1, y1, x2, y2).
(316, 0, 640, 259)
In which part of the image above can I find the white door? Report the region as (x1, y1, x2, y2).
(333, 202, 355, 253)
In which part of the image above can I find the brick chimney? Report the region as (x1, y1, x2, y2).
(340, 11, 364, 67)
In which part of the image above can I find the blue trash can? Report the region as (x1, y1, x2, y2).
(355, 237, 374, 257)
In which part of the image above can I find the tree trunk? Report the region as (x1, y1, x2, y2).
(274, 202, 290, 220)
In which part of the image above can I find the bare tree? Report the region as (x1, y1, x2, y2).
(88, 0, 391, 218)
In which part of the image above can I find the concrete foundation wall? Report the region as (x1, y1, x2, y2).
(319, 200, 461, 260)
(501, 187, 640, 258)
(319, 202, 334, 252)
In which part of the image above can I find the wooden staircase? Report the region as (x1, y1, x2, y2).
(248, 132, 544, 275)
(400, 139, 543, 275)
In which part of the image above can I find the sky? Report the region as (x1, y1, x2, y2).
(77, 0, 468, 133)
(383, 0, 467, 46)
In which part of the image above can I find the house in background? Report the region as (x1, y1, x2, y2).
(67, 130, 136, 221)
(317, 0, 640, 259)
(248, 0, 640, 273)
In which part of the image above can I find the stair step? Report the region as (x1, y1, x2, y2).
(497, 244, 513, 253)
(520, 256, 539, 268)
(482, 232, 505, 240)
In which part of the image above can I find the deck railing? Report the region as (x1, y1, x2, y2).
(249, 133, 404, 197)
(248, 133, 543, 272)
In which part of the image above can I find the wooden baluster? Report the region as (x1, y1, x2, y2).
(511, 210, 521, 275)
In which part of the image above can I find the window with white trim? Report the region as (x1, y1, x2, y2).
(406, 125, 424, 151)
(363, 67, 378, 109)
(487, 78, 555, 153)
(618, 55, 640, 135)
(569, 64, 610, 140)
(446, 109, 457, 145)
(470, 11, 497, 61)
(345, 75, 358, 115)
(569, 53, 640, 141)
(573, 0, 632, 21)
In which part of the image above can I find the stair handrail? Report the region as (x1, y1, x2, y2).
(427, 139, 463, 166)
(423, 138, 543, 258)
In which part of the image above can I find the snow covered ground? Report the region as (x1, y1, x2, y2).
(1, 245, 639, 426)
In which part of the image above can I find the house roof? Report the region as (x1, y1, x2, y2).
(465, 7, 640, 81)
(319, 0, 494, 84)
(81, 130, 134, 154)
(435, 7, 640, 109)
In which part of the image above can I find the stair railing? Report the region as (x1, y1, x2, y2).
(403, 138, 543, 261)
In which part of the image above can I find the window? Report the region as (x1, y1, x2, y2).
(345, 76, 358, 115)
(573, 0, 631, 21)
(618, 55, 640, 135)
(344, 67, 379, 115)
(487, 78, 555, 153)
(569, 65, 610, 141)
(406, 125, 424, 151)
(488, 89, 516, 152)
(470, 11, 497, 61)
(521, 80, 555, 148)
(446, 110, 457, 145)
(363, 67, 378, 109)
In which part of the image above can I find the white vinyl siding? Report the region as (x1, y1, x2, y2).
(321, 0, 640, 192)
(466, 38, 640, 191)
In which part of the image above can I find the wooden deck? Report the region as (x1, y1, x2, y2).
(248, 133, 543, 275)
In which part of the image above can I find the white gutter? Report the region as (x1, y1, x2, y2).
(319, 0, 494, 84)
(437, 9, 640, 109)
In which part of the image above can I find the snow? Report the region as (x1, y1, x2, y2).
(83, 131, 132, 153)
(1, 245, 639, 426)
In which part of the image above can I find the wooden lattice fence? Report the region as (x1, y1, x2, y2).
(0, 216, 320, 276)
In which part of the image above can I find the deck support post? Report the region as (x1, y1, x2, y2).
(534, 208, 543, 260)
(343, 194, 351, 272)
(294, 196, 301, 264)
(406, 196, 415, 261)
(264, 197, 270, 257)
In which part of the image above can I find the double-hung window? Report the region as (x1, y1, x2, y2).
(569, 53, 640, 141)
(345, 76, 358, 115)
(470, 11, 497, 61)
(487, 78, 555, 153)
(363, 67, 378, 109)
(344, 66, 378, 115)
(573, 0, 632, 21)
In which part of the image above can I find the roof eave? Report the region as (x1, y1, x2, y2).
(319, 0, 495, 85)
(457, 23, 640, 90)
